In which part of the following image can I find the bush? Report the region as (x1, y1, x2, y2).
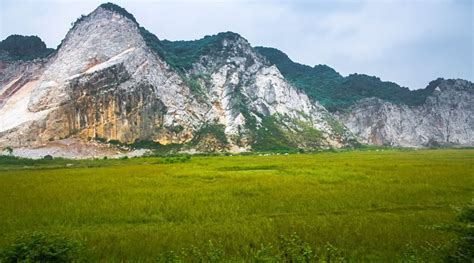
(154, 234, 345, 262)
(278, 233, 314, 262)
(446, 205, 474, 262)
(0, 232, 82, 262)
(156, 240, 224, 263)
(43, 155, 53, 160)
(154, 155, 191, 164)
(192, 124, 228, 146)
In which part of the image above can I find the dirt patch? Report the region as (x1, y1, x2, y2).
(10, 138, 149, 159)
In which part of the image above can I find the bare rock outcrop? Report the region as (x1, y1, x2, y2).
(0, 4, 351, 152)
(335, 79, 473, 147)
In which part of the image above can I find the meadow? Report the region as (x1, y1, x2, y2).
(0, 149, 472, 262)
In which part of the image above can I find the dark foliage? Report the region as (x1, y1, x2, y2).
(99, 2, 138, 24)
(192, 124, 229, 146)
(445, 205, 474, 262)
(0, 232, 82, 262)
(255, 46, 436, 111)
(252, 116, 296, 152)
(0, 35, 54, 61)
(141, 29, 241, 72)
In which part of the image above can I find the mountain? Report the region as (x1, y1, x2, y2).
(255, 47, 473, 147)
(255, 47, 436, 112)
(336, 79, 474, 147)
(0, 3, 472, 157)
(0, 3, 354, 157)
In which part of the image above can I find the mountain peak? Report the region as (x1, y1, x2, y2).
(97, 2, 138, 24)
(213, 31, 244, 41)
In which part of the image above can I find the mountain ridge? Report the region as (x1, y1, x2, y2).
(0, 3, 354, 157)
(0, 2, 472, 158)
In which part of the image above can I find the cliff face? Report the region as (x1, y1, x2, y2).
(335, 79, 474, 147)
(0, 5, 351, 152)
(0, 6, 208, 148)
(183, 33, 352, 151)
(0, 4, 472, 153)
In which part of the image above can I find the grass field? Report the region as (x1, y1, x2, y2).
(0, 149, 472, 261)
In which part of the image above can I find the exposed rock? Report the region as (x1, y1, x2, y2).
(336, 79, 473, 147)
(9, 138, 150, 159)
(0, 6, 207, 148)
(186, 33, 352, 150)
(0, 4, 350, 153)
(0, 3, 471, 155)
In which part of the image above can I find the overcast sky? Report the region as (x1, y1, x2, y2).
(0, 0, 472, 89)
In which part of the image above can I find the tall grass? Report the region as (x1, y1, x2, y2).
(0, 149, 472, 261)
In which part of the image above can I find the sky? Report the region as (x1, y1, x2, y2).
(0, 0, 472, 89)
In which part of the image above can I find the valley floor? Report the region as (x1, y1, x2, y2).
(0, 149, 472, 261)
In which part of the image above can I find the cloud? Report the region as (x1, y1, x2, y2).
(0, 0, 472, 89)
(259, 0, 472, 88)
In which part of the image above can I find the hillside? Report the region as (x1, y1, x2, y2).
(0, 3, 353, 156)
(0, 2, 472, 156)
(0, 35, 54, 61)
(255, 46, 436, 111)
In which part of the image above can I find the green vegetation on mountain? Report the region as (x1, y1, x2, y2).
(0, 35, 54, 61)
(99, 2, 138, 24)
(71, 3, 440, 114)
(255, 47, 344, 106)
(191, 123, 229, 150)
(252, 116, 297, 152)
(2, 3, 439, 115)
(92, 3, 241, 73)
(255, 47, 436, 111)
(141, 28, 242, 72)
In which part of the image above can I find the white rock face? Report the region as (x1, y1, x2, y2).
(336, 79, 474, 147)
(0, 6, 350, 151)
(0, 6, 207, 147)
(188, 34, 350, 149)
(7, 4, 471, 152)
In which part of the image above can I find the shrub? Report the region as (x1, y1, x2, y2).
(43, 155, 53, 160)
(252, 116, 296, 152)
(191, 124, 229, 148)
(278, 233, 314, 262)
(154, 234, 343, 262)
(155, 155, 191, 164)
(446, 205, 474, 262)
(0, 232, 82, 262)
(156, 240, 224, 262)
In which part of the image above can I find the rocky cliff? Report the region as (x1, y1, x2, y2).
(0, 3, 472, 156)
(1, 5, 206, 149)
(0, 3, 352, 154)
(336, 79, 473, 147)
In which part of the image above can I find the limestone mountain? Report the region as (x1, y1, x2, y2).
(335, 79, 473, 147)
(255, 47, 437, 112)
(0, 3, 472, 156)
(256, 47, 473, 147)
(0, 3, 353, 155)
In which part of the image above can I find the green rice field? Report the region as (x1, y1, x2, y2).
(0, 149, 472, 262)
